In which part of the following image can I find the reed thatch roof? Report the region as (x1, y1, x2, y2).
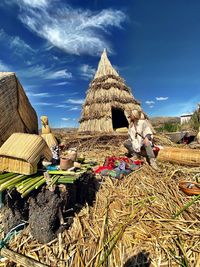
(78, 49, 144, 132)
(0, 72, 38, 146)
(0, 133, 52, 174)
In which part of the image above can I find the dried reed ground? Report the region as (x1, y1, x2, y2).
(4, 141, 200, 267)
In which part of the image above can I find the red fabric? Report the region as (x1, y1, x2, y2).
(153, 146, 160, 152)
(104, 156, 143, 168)
(94, 156, 144, 173)
(133, 159, 143, 165)
(94, 166, 113, 173)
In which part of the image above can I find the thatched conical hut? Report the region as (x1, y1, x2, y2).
(78, 49, 143, 132)
(0, 72, 38, 146)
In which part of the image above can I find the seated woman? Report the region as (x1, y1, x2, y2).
(124, 109, 160, 171)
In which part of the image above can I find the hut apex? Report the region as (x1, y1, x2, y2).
(78, 49, 144, 132)
(94, 49, 119, 79)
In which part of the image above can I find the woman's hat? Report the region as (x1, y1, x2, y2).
(131, 109, 141, 119)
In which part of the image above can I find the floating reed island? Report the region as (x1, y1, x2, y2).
(6, 143, 200, 266)
(0, 49, 200, 267)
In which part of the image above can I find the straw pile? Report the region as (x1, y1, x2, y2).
(7, 146, 200, 266)
(79, 50, 144, 132)
(0, 72, 38, 146)
(0, 133, 52, 175)
(158, 146, 200, 166)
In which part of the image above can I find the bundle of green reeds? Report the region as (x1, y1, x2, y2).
(0, 171, 79, 198)
(0, 172, 46, 197)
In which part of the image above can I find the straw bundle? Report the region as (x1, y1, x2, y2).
(157, 146, 200, 166)
(78, 50, 146, 132)
(41, 116, 51, 134)
(41, 133, 58, 149)
(0, 72, 38, 146)
(40, 116, 58, 148)
(0, 133, 52, 175)
(115, 127, 128, 133)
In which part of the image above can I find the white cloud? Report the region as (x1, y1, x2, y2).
(149, 105, 154, 108)
(69, 107, 80, 111)
(18, 64, 72, 80)
(54, 81, 69, 86)
(10, 36, 34, 53)
(156, 97, 169, 101)
(80, 64, 96, 80)
(0, 29, 35, 54)
(149, 94, 200, 117)
(66, 98, 85, 104)
(47, 70, 72, 79)
(18, 0, 49, 8)
(0, 60, 10, 71)
(27, 92, 50, 97)
(34, 102, 53, 106)
(145, 100, 155, 105)
(18, 3, 126, 55)
(55, 104, 70, 108)
(61, 117, 70, 121)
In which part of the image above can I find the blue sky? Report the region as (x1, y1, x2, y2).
(0, 0, 200, 128)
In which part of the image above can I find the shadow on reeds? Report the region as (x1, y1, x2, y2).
(123, 250, 151, 267)
(2, 171, 100, 244)
(29, 171, 99, 243)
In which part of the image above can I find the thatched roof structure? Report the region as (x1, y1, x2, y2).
(0, 133, 52, 175)
(0, 72, 38, 146)
(78, 49, 143, 132)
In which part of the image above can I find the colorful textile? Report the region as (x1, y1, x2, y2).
(94, 166, 113, 173)
(95, 156, 143, 179)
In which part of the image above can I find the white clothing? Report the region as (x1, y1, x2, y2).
(128, 119, 153, 152)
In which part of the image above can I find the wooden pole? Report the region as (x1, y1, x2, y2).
(0, 247, 49, 267)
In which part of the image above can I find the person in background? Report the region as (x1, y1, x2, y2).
(124, 109, 160, 171)
(197, 126, 200, 144)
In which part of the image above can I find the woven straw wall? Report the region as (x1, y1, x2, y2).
(0, 72, 38, 146)
(0, 133, 52, 175)
(78, 75, 142, 132)
(78, 50, 144, 132)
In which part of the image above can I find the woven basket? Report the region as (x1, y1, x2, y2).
(0, 133, 52, 175)
(157, 147, 200, 166)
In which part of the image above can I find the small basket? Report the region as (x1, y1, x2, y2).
(60, 157, 73, 171)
